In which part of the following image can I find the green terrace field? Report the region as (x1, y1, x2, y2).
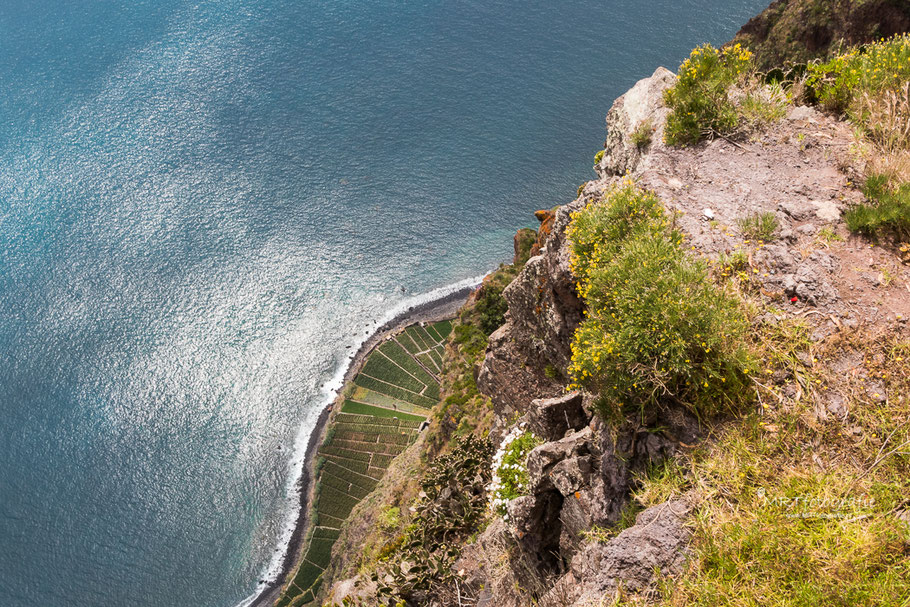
(275, 320, 451, 607)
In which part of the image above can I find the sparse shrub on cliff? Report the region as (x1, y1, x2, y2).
(630, 118, 654, 148)
(738, 80, 789, 129)
(663, 44, 754, 145)
(513, 227, 538, 265)
(567, 181, 754, 419)
(474, 282, 509, 335)
(594, 149, 605, 167)
(807, 34, 910, 116)
(370, 434, 494, 605)
(808, 35, 910, 184)
(425, 315, 491, 456)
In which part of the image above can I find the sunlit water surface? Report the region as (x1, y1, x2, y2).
(0, 1, 767, 605)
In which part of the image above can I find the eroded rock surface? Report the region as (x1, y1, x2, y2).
(541, 500, 692, 607)
(596, 66, 676, 178)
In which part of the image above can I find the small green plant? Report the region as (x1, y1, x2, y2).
(845, 173, 910, 240)
(593, 149, 605, 166)
(739, 81, 788, 129)
(489, 428, 542, 516)
(738, 211, 779, 241)
(816, 225, 843, 245)
(378, 505, 400, 531)
(716, 249, 749, 274)
(630, 118, 654, 148)
(664, 43, 754, 145)
(566, 180, 754, 419)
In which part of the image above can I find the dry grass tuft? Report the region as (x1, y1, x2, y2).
(625, 318, 910, 607)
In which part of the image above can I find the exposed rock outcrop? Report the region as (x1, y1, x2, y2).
(508, 398, 701, 575)
(476, 194, 595, 417)
(596, 66, 676, 178)
(527, 391, 589, 441)
(541, 500, 693, 607)
(469, 62, 910, 606)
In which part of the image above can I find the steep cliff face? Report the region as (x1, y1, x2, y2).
(476, 66, 688, 423)
(464, 61, 909, 606)
(322, 36, 910, 606)
(731, 0, 910, 70)
(476, 202, 585, 417)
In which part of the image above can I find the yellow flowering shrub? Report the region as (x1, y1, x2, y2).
(807, 33, 910, 115)
(567, 181, 754, 418)
(664, 43, 754, 146)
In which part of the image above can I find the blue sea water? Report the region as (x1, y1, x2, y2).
(0, 1, 768, 606)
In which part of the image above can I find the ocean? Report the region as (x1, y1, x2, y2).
(0, 1, 767, 605)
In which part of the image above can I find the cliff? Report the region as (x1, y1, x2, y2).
(730, 0, 910, 70)
(289, 21, 910, 607)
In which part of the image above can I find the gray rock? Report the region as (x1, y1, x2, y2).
(550, 456, 594, 497)
(812, 199, 841, 221)
(541, 500, 693, 606)
(787, 105, 817, 122)
(478, 193, 593, 414)
(527, 427, 593, 494)
(528, 391, 589, 441)
(779, 228, 797, 243)
(597, 66, 676, 177)
(779, 199, 813, 220)
(826, 392, 848, 417)
(507, 492, 564, 571)
(754, 244, 796, 272)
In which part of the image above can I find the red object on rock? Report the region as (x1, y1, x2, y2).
(790, 296, 798, 303)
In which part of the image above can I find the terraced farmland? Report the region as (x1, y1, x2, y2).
(275, 320, 451, 607)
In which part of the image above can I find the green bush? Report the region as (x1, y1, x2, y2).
(567, 181, 754, 419)
(807, 34, 910, 115)
(474, 282, 509, 335)
(664, 43, 754, 145)
(514, 227, 538, 265)
(845, 174, 910, 241)
(451, 322, 487, 357)
(594, 149, 605, 166)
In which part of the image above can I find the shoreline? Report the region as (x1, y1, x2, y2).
(247, 283, 476, 607)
